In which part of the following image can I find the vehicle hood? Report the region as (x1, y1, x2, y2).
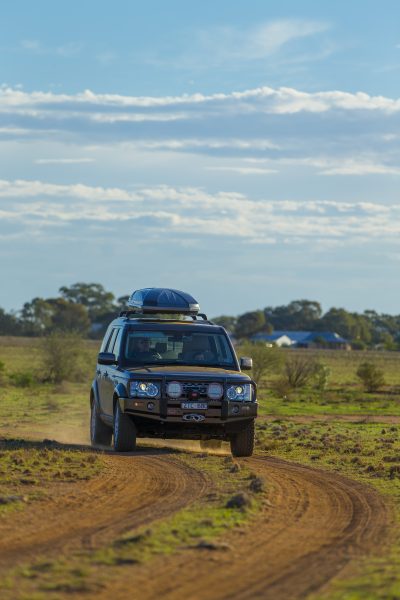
(124, 365, 250, 381)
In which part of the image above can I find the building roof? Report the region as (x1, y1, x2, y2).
(251, 330, 348, 344)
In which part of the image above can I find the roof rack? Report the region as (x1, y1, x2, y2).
(118, 311, 214, 325)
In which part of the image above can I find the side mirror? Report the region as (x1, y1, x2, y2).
(98, 352, 117, 366)
(240, 356, 253, 370)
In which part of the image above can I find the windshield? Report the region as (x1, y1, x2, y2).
(123, 329, 236, 368)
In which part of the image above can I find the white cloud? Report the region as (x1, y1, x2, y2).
(56, 42, 83, 58)
(198, 19, 330, 62)
(1, 179, 400, 244)
(320, 160, 400, 176)
(1, 84, 400, 175)
(20, 40, 42, 52)
(1, 84, 400, 114)
(34, 158, 95, 165)
(206, 166, 278, 175)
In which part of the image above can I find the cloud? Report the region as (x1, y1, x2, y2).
(206, 166, 278, 175)
(34, 158, 95, 165)
(198, 19, 330, 62)
(1, 84, 400, 173)
(1, 179, 400, 244)
(20, 40, 42, 52)
(1, 84, 400, 114)
(319, 161, 400, 176)
(56, 42, 83, 58)
(20, 40, 82, 58)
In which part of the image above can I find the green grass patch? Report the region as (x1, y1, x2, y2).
(258, 385, 400, 417)
(256, 419, 400, 599)
(0, 438, 102, 514)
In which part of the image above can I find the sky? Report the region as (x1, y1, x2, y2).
(1, 0, 400, 317)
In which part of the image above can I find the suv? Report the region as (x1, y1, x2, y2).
(90, 288, 257, 457)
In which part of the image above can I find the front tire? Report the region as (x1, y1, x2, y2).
(113, 400, 137, 452)
(90, 399, 112, 447)
(230, 420, 255, 457)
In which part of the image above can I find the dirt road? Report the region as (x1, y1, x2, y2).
(0, 449, 389, 600)
(0, 448, 209, 569)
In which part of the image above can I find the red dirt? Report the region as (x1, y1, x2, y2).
(0, 448, 390, 600)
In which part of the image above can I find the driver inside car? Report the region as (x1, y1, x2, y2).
(128, 337, 161, 361)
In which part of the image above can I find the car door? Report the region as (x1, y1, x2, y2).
(102, 327, 122, 416)
(98, 327, 119, 416)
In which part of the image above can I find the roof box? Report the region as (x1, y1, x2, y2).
(127, 288, 200, 315)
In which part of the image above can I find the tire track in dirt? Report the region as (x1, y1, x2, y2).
(104, 455, 389, 600)
(0, 448, 209, 571)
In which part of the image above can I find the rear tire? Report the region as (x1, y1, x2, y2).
(230, 420, 255, 457)
(113, 400, 137, 452)
(200, 440, 222, 450)
(90, 399, 112, 447)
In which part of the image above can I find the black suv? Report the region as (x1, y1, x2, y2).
(90, 289, 257, 457)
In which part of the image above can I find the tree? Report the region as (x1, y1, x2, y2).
(0, 308, 22, 335)
(317, 308, 372, 344)
(20, 298, 54, 335)
(235, 310, 269, 339)
(59, 283, 115, 321)
(116, 295, 130, 311)
(265, 300, 322, 330)
(237, 341, 283, 385)
(47, 299, 91, 335)
(212, 315, 237, 332)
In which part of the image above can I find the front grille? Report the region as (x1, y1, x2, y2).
(165, 380, 223, 420)
(181, 381, 209, 399)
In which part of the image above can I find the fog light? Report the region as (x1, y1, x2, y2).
(232, 405, 239, 414)
(147, 402, 155, 411)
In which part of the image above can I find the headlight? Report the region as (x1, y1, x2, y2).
(167, 381, 183, 398)
(226, 384, 252, 402)
(207, 382, 223, 400)
(130, 381, 160, 398)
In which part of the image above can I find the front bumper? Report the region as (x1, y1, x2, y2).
(122, 396, 257, 424)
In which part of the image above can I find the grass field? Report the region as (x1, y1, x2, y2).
(1, 336, 400, 598)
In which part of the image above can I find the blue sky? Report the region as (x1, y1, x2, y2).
(1, 1, 400, 316)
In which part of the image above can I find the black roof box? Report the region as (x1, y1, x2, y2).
(127, 288, 200, 315)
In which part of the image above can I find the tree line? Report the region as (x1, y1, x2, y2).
(214, 300, 400, 350)
(0, 283, 129, 338)
(0, 288, 399, 348)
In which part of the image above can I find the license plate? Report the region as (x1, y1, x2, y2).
(181, 402, 208, 410)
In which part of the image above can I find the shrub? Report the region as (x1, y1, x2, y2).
(312, 362, 331, 391)
(0, 360, 7, 384)
(236, 341, 283, 385)
(356, 362, 385, 392)
(272, 377, 292, 399)
(284, 355, 318, 389)
(40, 331, 88, 384)
(9, 371, 36, 388)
